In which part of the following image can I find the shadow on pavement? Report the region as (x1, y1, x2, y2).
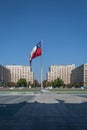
(0, 99, 87, 130)
(0, 102, 26, 120)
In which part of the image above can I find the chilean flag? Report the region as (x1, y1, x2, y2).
(30, 41, 42, 65)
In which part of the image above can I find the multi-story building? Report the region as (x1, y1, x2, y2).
(71, 63, 87, 86)
(0, 64, 10, 83)
(6, 65, 33, 84)
(47, 64, 75, 85)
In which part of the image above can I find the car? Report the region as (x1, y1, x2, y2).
(81, 87, 84, 89)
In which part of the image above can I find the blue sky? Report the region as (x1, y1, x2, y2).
(0, 0, 87, 81)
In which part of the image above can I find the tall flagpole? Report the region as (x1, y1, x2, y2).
(41, 40, 43, 89)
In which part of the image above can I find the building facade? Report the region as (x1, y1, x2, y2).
(0, 64, 10, 83)
(71, 63, 87, 86)
(6, 65, 34, 84)
(47, 64, 75, 85)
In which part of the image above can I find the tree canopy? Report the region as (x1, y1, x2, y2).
(17, 78, 27, 87)
(52, 78, 64, 87)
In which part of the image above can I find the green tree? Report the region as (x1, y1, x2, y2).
(43, 80, 47, 88)
(6, 82, 16, 87)
(17, 78, 27, 87)
(32, 80, 40, 87)
(75, 83, 80, 88)
(52, 78, 64, 88)
(47, 81, 52, 87)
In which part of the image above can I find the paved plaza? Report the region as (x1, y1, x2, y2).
(0, 91, 87, 130)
